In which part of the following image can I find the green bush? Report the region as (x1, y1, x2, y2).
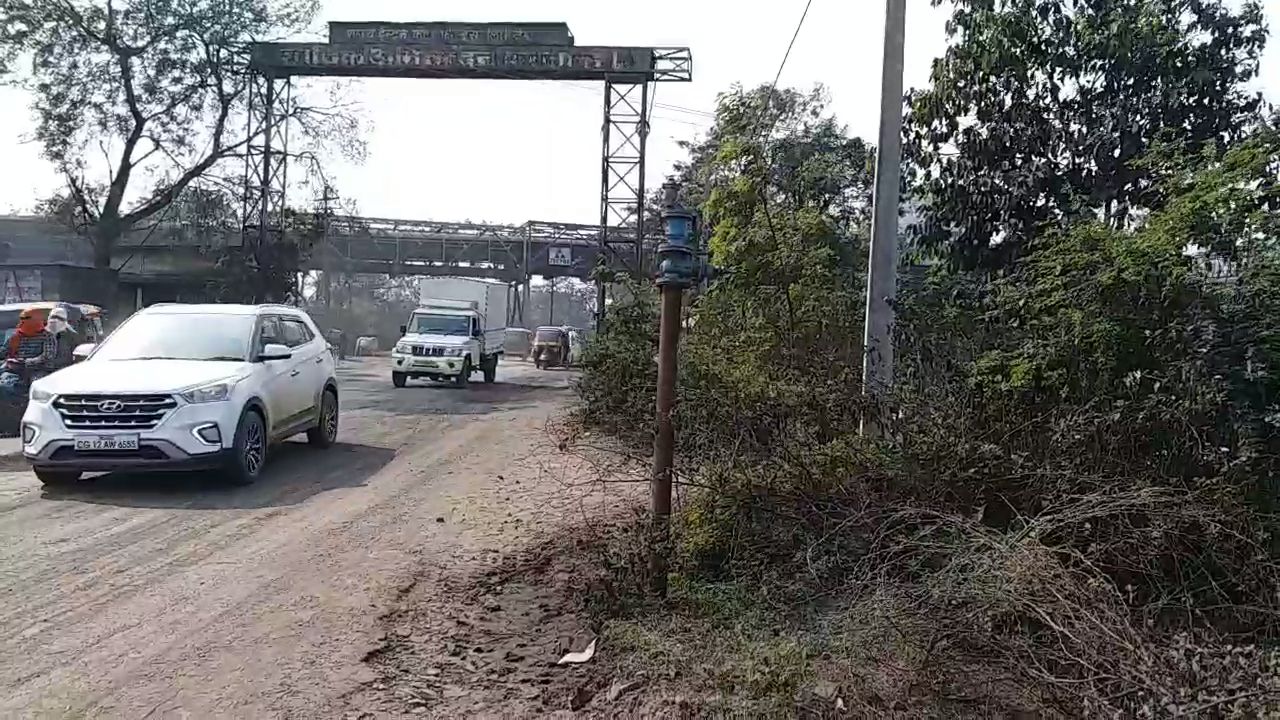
(573, 89, 1280, 717)
(572, 278, 658, 443)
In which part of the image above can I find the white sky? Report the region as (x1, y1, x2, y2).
(2, 0, 1278, 224)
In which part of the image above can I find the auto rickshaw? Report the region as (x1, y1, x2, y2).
(0, 301, 104, 437)
(504, 327, 533, 361)
(531, 325, 569, 369)
(0, 301, 105, 359)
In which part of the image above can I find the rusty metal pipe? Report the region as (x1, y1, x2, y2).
(649, 284, 683, 596)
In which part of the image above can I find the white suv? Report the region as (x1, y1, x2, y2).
(21, 303, 339, 487)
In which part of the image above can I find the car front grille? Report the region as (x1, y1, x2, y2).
(53, 394, 178, 431)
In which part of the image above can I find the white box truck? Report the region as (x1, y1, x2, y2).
(390, 278, 508, 387)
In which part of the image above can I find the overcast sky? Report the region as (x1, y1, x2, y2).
(2, 0, 1278, 225)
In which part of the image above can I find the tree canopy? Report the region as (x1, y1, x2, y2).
(905, 0, 1268, 268)
(685, 85, 872, 368)
(0, 0, 358, 268)
(573, 3, 1280, 712)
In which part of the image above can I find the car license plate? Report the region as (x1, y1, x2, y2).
(74, 435, 140, 452)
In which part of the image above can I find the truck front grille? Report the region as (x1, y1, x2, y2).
(54, 394, 177, 430)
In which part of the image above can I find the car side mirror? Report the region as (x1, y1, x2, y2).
(72, 343, 96, 362)
(258, 343, 292, 361)
(399, 325, 407, 335)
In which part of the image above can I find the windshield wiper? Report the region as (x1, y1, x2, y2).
(201, 356, 245, 362)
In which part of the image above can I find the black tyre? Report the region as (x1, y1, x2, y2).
(225, 408, 267, 486)
(454, 359, 471, 387)
(34, 468, 81, 487)
(483, 357, 496, 383)
(307, 388, 338, 448)
(392, 371, 407, 388)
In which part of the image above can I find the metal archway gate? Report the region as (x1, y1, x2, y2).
(241, 21, 692, 327)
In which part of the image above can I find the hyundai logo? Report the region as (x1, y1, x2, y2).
(97, 400, 124, 413)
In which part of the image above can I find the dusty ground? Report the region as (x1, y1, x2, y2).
(348, 491, 661, 720)
(0, 358, 623, 719)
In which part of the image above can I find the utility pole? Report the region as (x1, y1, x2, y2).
(650, 180, 699, 598)
(317, 184, 339, 311)
(548, 277, 556, 324)
(522, 224, 532, 328)
(861, 0, 907, 437)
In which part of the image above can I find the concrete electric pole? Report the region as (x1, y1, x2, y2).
(317, 184, 339, 310)
(861, 0, 907, 437)
(548, 277, 556, 324)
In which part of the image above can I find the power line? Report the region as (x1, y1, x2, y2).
(647, 83, 659, 129)
(564, 80, 716, 121)
(749, 0, 819, 258)
(753, 0, 817, 140)
(654, 102, 715, 119)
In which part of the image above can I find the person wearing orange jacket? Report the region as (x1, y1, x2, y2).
(0, 309, 55, 399)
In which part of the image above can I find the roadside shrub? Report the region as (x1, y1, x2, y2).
(839, 494, 1280, 717)
(572, 98, 1280, 718)
(573, 279, 658, 443)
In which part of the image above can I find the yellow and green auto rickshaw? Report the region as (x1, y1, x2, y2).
(530, 326, 569, 369)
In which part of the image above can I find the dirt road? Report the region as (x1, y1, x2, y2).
(0, 358, 578, 719)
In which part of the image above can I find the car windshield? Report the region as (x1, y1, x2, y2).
(91, 312, 255, 362)
(411, 313, 470, 336)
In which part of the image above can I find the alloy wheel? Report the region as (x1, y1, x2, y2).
(323, 394, 338, 441)
(244, 418, 264, 475)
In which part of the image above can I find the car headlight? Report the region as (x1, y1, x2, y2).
(445, 348, 466, 357)
(29, 385, 53, 403)
(395, 344, 411, 354)
(181, 381, 234, 404)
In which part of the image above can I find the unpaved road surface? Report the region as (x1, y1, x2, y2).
(0, 358, 579, 719)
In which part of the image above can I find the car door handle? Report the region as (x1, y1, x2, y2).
(289, 369, 300, 377)
(314, 356, 324, 364)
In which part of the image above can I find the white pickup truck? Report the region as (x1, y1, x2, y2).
(391, 279, 506, 387)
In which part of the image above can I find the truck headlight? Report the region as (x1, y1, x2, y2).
(181, 381, 233, 404)
(29, 384, 53, 403)
(445, 348, 465, 357)
(395, 344, 411, 355)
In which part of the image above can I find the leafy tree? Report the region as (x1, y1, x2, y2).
(905, 0, 1268, 268)
(32, 190, 93, 230)
(688, 85, 872, 375)
(208, 204, 316, 303)
(582, 84, 877, 474)
(913, 127, 1280, 498)
(657, 84, 873, 242)
(0, 0, 360, 268)
(167, 184, 240, 229)
(526, 279, 595, 329)
(371, 275, 419, 307)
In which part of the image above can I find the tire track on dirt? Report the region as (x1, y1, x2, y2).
(0, 360, 574, 719)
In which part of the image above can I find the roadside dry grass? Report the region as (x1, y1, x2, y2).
(343, 400, 1280, 719)
(339, 414, 848, 719)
